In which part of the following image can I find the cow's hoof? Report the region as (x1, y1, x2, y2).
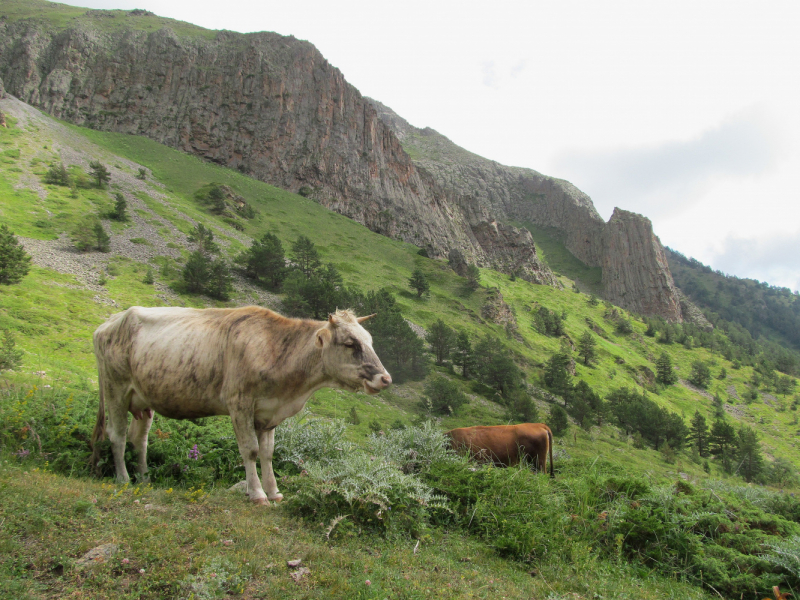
(250, 496, 269, 506)
(268, 493, 284, 503)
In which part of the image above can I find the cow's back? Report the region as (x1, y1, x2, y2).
(448, 425, 522, 465)
(94, 306, 284, 419)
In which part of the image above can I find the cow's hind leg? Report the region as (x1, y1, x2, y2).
(104, 385, 132, 483)
(127, 407, 154, 480)
(230, 410, 268, 504)
(257, 426, 282, 502)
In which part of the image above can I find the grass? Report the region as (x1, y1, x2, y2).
(516, 221, 604, 294)
(2, 0, 218, 41)
(0, 461, 715, 600)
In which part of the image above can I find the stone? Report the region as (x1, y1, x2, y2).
(74, 543, 119, 571)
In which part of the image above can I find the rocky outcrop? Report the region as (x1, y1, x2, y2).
(371, 100, 683, 321)
(481, 288, 519, 337)
(676, 289, 713, 331)
(601, 209, 682, 321)
(470, 220, 558, 286)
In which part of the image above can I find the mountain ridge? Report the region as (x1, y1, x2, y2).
(2, 0, 679, 319)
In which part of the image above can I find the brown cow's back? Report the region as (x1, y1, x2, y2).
(447, 423, 553, 475)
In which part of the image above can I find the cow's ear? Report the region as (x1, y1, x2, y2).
(315, 327, 332, 349)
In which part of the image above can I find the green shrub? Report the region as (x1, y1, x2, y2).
(367, 420, 455, 473)
(0, 329, 24, 371)
(421, 375, 468, 415)
(285, 452, 450, 537)
(273, 412, 356, 472)
(0, 224, 31, 285)
(43, 162, 70, 186)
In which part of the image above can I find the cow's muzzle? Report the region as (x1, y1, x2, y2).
(363, 372, 392, 395)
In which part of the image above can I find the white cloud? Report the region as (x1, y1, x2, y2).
(708, 231, 800, 292)
(552, 107, 784, 220)
(482, 61, 499, 89)
(509, 60, 526, 79)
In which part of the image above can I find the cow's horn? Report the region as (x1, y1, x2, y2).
(357, 313, 377, 323)
(328, 313, 339, 326)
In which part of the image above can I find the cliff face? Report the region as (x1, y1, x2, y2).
(0, 13, 555, 286)
(0, 7, 680, 319)
(370, 101, 683, 321)
(601, 209, 682, 320)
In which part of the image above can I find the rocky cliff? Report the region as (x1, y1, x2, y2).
(0, 6, 558, 287)
(0, 3, 681, 318)
(370, 101, 683, 321)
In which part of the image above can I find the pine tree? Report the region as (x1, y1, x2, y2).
(548, 404, 569, 436)
(0, 328, 23, 371)
(689, 410, 710, 457)
(736, 425, 764, 482)
(544, 352, 573, 402)
(655, 352, 678, 386)
(238, 232, 286, 289)
(348, 406, 360, 425)
(44, 162, 70, 186)
(452, 330, 474, 379)
(88, 160, 111, 188)
(187, 223, 219, 257)
(465, 264, 481, 291)
(506, 388, 538, 423)
(291, 235, 321, 278)
(182, 251, 209, 294)
(423, 375, 468, 415)
(408, 268, 430, 298)
(689, 360, 711, 389)
(206, 260, 233, 301)
(94, 222, 110, 252)
(426, 319, 455, 365)
(577, 331, 596, 366)
(111, 193, 128, 221)
(0, 225, 32, 285)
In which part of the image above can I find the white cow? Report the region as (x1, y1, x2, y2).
(91, 306, 391, 504)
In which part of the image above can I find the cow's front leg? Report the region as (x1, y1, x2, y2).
(257, 425, 282, 502)
(230, 411, 268, 504)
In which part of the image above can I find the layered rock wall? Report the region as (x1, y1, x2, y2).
(370, 101, 683, 321)
(0, 15, 556, 285)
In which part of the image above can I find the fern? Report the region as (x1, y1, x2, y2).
(286, 451, 450, 536)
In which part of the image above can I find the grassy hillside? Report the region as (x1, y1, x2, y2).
(2, 97, 800, 599)
(667, 247, 800, 361)
(0, 0, 218, 40)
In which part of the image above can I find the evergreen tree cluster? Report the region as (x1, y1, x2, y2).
(182, 223, 232, 300)
(542, 350, 604, 429)
(72, 216, 110, 253)
(606, 387, 689, 451)
(236, 233, 428, 382)
(532, 305, 565, 336)
(667, 247, 800, 356)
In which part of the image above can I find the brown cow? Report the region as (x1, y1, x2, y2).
(91, 306, 391, 504)
(446, 423, 554, 476)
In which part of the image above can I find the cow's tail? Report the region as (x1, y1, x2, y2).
(548, 427, 554, 478)
(90, 370, 107, 476)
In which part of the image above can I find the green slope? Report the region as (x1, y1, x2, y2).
(2, 98, 800, 599)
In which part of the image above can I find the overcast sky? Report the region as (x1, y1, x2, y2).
(56, 0, 800, 292)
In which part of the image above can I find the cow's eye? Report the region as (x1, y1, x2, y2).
(344, 341, 359, 350)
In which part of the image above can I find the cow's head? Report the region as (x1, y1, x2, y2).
(315, 309, 392, 395)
